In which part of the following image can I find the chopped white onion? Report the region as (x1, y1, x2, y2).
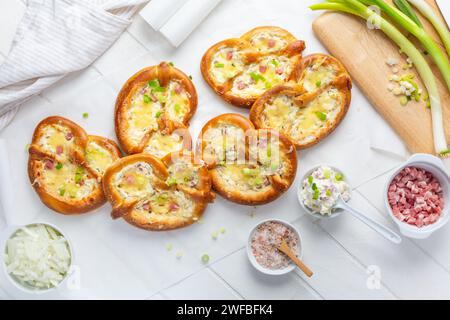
(4, 224, 71, 290)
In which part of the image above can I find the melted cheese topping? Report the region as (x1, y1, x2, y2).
(127, 86, 163, 144)
(85, 141, 114, 176)
(216, 164, 271, 192)
(41, 161, 97, 200)
(143, 131, 184, 158)
(113, 162, 155, 199)
(262, 88, 342, 144)
(231, 55, 291, 98)
(248, 31, 288, 53)
(165, 80, 191, 123)
(38, 125, 75, 159)
(167, 161, 199, 188)
(210, 47, 245, 84)
(202, 124, 246, 162)
(303, 64, 336, 92)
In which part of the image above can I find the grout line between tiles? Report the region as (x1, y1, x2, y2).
(352, 165, 398, 189)
(207, 267, 245, 300)
(311, 218, 400, 300)
(290, 272, 324, 300)
(356, 191, 450, 276)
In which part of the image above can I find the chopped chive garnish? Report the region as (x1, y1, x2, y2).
(174, 104, 181, 113)
(155, 111, 162, 118)
(315, 111, 327, 121)
(56, 163, 63, 170)
(313, 189, 320, 200)
(82, 112, 89, 119)
(214, 62, 225, 68)
(326, 190, 331, 197)
(271, 59, 279, 67)
(201, 254, 210, 264)
(166, 177, 177, 186)
(143, 94, 151, 104)
(75, 167, 84, 184)
(59, 188, 65, 196)
(335, 173, 344, 181)
(265, 82, 272, 89)
(311, 183, 318, 191)
(148, 79, 159, 88)
(249, 72, 265, 82)
(308, 175, 313, 184)
(315, 80, 321, 87)
(152, 86, 165, 93)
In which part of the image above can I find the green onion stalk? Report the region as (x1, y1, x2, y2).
(363, 0, 450, 91)
(406, 0, 450, 56)
(310, 0, 449, 155)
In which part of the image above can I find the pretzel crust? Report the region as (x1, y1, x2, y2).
(197, 114, 297, 205)
(28, 116, 121, 215)
(201, 26, 305, 108)
(250, 53, 352, 149)
(102, 152, 213, 231)
(115, 62, 197, 156)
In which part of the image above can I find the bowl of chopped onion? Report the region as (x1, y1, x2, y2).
(1, 222, 73, 294)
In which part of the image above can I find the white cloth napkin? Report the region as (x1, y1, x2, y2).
(0, 0, 148, 131)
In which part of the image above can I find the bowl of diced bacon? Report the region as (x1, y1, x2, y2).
(385, 153, 450, 239)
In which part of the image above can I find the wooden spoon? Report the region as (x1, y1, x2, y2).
(277, 240, 313, 277)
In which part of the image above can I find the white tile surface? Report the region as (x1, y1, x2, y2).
(93, 31, 148, 75)
(161, 268, 241, 300)
(1, 0, 449, 300)
(319, 191, 450, 299)
(291, 216, 396, 300)
(211, 249, 320, 300)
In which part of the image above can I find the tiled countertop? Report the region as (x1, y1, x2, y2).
(0, 0, 449, 300)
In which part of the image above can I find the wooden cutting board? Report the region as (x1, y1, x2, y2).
(313, 0, 449, 155)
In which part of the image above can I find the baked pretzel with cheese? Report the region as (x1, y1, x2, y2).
(115, 62, 196, 158)
(250, 53, 352, 149)
(28, 116, 121, 214)
(102, 151, 214, 231)
(201, 26, 306, 108)
(197, 113, 297, 205)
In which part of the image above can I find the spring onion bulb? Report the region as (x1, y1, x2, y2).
(366, 0, 450, 91)
(310, 0, 449, 155)
(406, 0, 450, 56)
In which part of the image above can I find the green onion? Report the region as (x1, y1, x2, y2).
(143, 94, 151, 104)
(326, 190, 332, 197)
(220, 227, 226, 234)
(365, 0, 450, 90)
(148, 79, 159, 88)
(214, 62, 225, 68)
(265, 82, 273, 89)
(189, 75, 193, 80)
(249, 72, 265, 82)
(310, 0, 449, 155)
(201, 254, 210, 263)
(308, 175, 314, 184)
(394, 0, 423, 27)
(311, 182, 318, 191)
(82, 112, 89, 119)
(56, 163, 63, 170)
(155, 111, 162, 118)
(316, 80, 322, 88)
(313, 189, 320, 200)
(211, 231, 219, 240)
(152, 86, 165, 93)
(174, 104, 181, 113)
(271, 59, 279, 67)
(315, 111, 327, 121)
(335, 172, 344, 181)
(59, 188, 65, 196)
(166, 177, 177, 186)
(168, 62, 174, 66)
(406, 0, 450, 56)
(75, 167, 84, 183)
(166, 243, 173, 251)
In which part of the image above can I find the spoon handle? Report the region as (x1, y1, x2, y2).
(338, 200, 402, 244)
(278, 241, 313, 277)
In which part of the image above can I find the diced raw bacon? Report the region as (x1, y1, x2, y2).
(388, 166, 444, 228)
(268, 39, 276, 48)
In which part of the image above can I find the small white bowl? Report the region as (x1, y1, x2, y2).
(247, 219, 303, 275)
(384, 154, 450, 239)
(297, 164, 349, 219)
(1, 222, 74, 294)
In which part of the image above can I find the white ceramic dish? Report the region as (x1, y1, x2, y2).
(1, 222, 74, 294)
(247, 218, 303, 275)
(297, 164, 347, 219)
(384, 154, 450, 239)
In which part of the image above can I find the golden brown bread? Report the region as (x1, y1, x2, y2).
(201, 26, 305, 108)
(197, 113, 297, 205)
(28, 116, 121, 215)
(250, 53, 352, 149)
(102, 152, 214, 231)
(115, 61, 196, 157)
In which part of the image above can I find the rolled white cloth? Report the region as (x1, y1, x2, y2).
(0, 0, 148, 131)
